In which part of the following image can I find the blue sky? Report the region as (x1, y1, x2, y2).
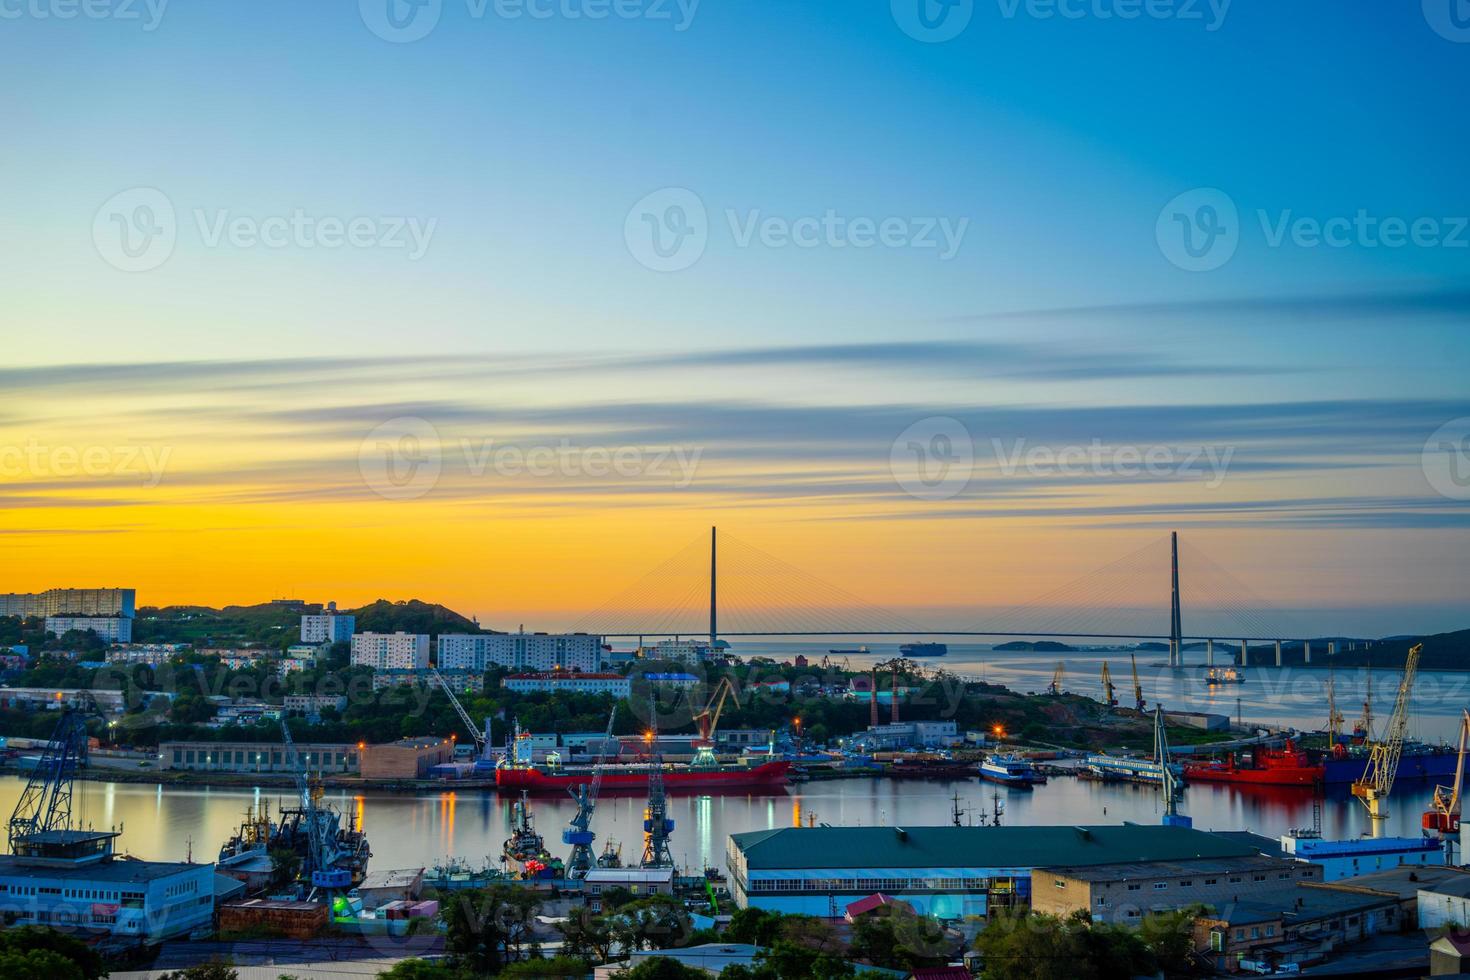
(1, 1, 1467, 632)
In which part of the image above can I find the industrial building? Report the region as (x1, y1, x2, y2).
(350, 631, 430, 670)
(301, 602, 355, 644)
(161, 740, 361, 774)
(358, 736, 456, 779)
(504, 671, 631, 698)
(726, 823, 1260, 917)
(44, 615, 133, 643)
(1031, 854, 1325, 924)
(437, 630, 599, 673)
(1191, 883, 1400, 973)
(0, 587, 136, 618)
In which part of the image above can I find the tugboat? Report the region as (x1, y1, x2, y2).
(979, 754, 1047, 787)
(502, 791, 564, 880)
(1183, 739, 1323, 786)
(597, 840, 623, 869)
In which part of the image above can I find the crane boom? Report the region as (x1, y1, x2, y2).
(8, 701, 94, 848)
(1130, 653, 1145, 712)
(1352, 642, 1422, 834)
(432, 667, 487, 755)
(1046, 662, 1064, 696)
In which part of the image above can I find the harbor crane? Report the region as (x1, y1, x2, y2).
(1325, 663, 1345, 748)
(1355, 662, 1374, 742)
(1046, 662, 1064, 696)
(691, 676, 740, 767)
(1424, 709, 1470, 861)
(1100, 662, 1118, 708)
(8, 698, 96, 850)
(640, 715, 675, 869)
(1154, 705, 1190, 828)
(1352, 643, 1422, 837)
(1130, 653, 1146, 712)
(565, 707, 617, 879)
(432, 667, 487, 758)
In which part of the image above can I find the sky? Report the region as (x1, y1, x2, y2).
(1, 1, 1468, 636)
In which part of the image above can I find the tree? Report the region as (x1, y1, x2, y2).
(440, 884, 542, 973)
(973, 908, 1153, 980)
(373, 961, 459, 980)
(848, 903, 950, 972)
(1139, 906, 1203, 976)
(723, 907, 783, 947)
(0, 949, 86, 980)
(617, 958, 709, 979)
(557, 906, 615, 963)
(154, 964, 241, 980)
(268, 847, 301, 888)
(606, 895, 693, 952)
(503, 955, 594, 976)
(0, 927, 105, 980)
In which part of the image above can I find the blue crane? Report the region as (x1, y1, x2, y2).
(8, 699, 95, 850)
(564, 706, 617, 879)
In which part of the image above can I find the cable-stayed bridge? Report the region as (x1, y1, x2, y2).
(570, 528, 1335, 668)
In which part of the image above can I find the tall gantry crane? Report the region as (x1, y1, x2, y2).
(1424, 709, 1470, 861)
(691, 676, 740, 767)
(565, 707, 617, 878)
(8, 699, 96, 850)
(1352, 643, 1422, 837)
(640, 715, 675, 869)
(1325, 663, 1345, 747)
(1154, 705, 1189, 828)
(1046, 662, 1064, 696)
(1101, 662, 1117, 708)
(1130, 653, 1146, 712)
(432, 667, 487, 758)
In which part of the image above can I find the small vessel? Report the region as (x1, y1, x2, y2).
(829, 646, 871, 655)
(979, 754, 1046, 787)
(597, 840, 623, 869)
(1183, 739, 1322, 786)
(503, 792, 547, 864)
(1203, 666, 1245, 685)
(900, 642, 948, 657)
(1083, 753, 1183, 785)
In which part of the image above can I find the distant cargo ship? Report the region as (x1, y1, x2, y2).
(1203, 666, 1245, 685)
(495, 759, 791, 793)
(900, 642, 948, 657)
(1184, 740, 1321, 786)
(828, 646, 872, 655)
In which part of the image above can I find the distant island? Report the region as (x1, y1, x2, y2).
(993, 640, 1075, 652)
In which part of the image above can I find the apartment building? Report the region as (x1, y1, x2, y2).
(437, 631, 598, 673)
(350, 632, 430, 670)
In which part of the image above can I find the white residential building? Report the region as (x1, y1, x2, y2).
(350, 632, 429, 671)
(301, 603, 355, 644)
(45, 616, 132, 643)
(107, 644, 189, 666)
(437, 632, 599, 674)
(637, 638, 714, 664)
(0, 587, 136, 618)
(503, 672, 631, 698)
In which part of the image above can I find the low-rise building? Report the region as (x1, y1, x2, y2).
(1278, 831, 1445, 880)
(727, 823, 1260, 917)
(359, 736, 456, 779)
(583, 867, 676, 909)
(201, 648, 274, 670)
(161, 741, 360, 774)
(1031, 854, 1324, 924)
(107, 643, 189, 665)
(636, 639, 714, 664)
(371, 668, 484, 693)
(1418, 874, 1470, 929)
(351, 632, 430, 671)
(503, 671, 631, 698)
(1193, 883, 1400, 974)
(644, 672, 701, 689)
(282, 694, 349, 718)
(45, 615, 132, 643)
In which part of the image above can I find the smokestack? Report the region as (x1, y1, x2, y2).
(869, 670, 879, 727)
(891, 662, 899, 724)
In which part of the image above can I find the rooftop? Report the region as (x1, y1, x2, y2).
(1319, 864, 1470, 900)
(1041, 853, 1305, 882)
(1421, 874, 1470, 900)
(0, 855, 203, 883)
(1204, 882, 1397, 926)
(586, 867, 675, 884)
(360, 868, 425, 890)
(730, 824, 1257, 871)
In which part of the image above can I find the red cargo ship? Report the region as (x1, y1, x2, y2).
(495, 759, 792, 793)
(1183, 740, 1323, 786)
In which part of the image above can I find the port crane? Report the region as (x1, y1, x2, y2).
(432, 667, 487, 758)
(1046, 662, 1064, 696)
(1352, 643, 1422, 837)
(1130, 653, 1146, 712)
(1100, 662, 1117, 708)
(1325, 663, 1345, 748)
(640, 716, 675, 869)
(565, 707, 617, 879)
(279, 717, 355, 894)
(691, 676, 740, 767)
(8, 698, 96, 850)
(1154, 705, 1189, 828)
(1424, 709, 1470, 861)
